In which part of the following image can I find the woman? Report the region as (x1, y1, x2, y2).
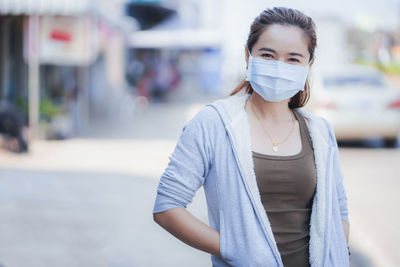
(153, 7, 350, 267)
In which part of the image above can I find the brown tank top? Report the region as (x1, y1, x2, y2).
(252, 109, 317, 267)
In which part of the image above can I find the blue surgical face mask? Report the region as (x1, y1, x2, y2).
(245, 51, 309, 102)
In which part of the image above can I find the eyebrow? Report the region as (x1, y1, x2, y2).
(258, 47, 305, 58)
(288, 52, 305, 58)
(258, 47, 276, 53)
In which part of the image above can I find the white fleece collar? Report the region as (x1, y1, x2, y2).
(212, 91, 332, 267)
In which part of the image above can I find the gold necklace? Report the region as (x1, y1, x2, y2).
(247, 99, 296, 152)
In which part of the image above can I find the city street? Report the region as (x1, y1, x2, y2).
(2, 1, 400, 267)
(0, 99, 399, 267)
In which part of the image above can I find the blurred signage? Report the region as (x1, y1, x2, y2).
(24, 16, 98, 66)
(50, 29, 72, 42)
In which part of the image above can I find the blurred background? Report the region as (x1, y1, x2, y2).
(0, 0, 399, 266)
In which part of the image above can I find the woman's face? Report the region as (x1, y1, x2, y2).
(246, 24, 311, 67)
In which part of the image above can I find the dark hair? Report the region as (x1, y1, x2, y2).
(229, 7, 317, 109)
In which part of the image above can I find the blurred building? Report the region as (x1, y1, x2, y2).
(125, 0, 223, 103)
(0, 0, 136, 140)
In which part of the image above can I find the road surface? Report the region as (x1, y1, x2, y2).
(0, 99, 399, 267)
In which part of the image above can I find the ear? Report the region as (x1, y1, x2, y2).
(245, 45, 249, 68)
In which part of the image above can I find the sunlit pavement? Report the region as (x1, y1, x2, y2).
(0, 100, 213, 267)
(339, 148, 400, 267)
(0, 98, 399, 266)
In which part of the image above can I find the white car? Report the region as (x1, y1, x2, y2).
(310, 64, 400, 147)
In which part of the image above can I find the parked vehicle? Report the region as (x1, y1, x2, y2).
(311, 64, 400, 147)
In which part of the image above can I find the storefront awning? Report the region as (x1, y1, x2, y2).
(128, 29, 222, 49)
(0, 0, 91, 15)
(0, 0, 137, 33)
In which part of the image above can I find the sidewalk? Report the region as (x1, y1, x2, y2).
(0, 96, 215, 178)
(0, 99, 213, 267)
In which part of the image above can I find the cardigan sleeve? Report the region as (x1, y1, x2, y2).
(322, 118, 350, 223)
(332, 146, 349, 223)
(152, 105, 217, 214)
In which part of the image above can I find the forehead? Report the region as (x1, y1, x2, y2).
(254, 24, 309, 55)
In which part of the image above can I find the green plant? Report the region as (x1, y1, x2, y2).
(355, 59, 400, 74)
(39, 97, 63, 122)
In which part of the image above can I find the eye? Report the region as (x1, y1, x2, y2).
(289, 58, 301, 63)
(261, 53, 274, 58)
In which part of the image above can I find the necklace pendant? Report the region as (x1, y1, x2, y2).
(272, 145, 279, 152)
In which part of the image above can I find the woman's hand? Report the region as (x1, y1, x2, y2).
(154, 207, 221, 257)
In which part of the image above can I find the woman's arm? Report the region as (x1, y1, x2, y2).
(154, 207, 221, 257)
(153, 107, 221, 256)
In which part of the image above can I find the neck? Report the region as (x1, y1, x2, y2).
(247, 93, 293, 124)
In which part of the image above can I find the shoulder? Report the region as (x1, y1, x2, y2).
(295, 107, 337, 146)
(183, 103, 225, 133)
(294, 107, 323, 127)
(294, 108, 311, 128)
